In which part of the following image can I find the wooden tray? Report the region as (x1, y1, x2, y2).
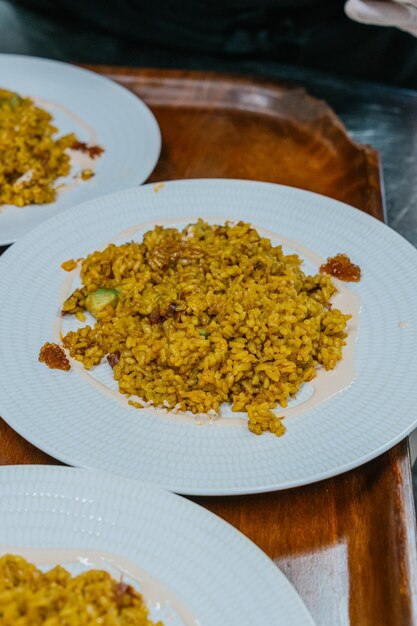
(1, 67, 416, 626)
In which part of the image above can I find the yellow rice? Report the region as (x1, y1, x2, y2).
(0, 88, 76, 206)
(61, 220, 350, 436)
(0, 554, 162, 625)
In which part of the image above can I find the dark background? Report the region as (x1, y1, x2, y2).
(1, 0, 417, 87)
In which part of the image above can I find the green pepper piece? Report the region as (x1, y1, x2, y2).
(85, 288, 119, 318)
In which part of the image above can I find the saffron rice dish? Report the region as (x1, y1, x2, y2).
(0, 88, 77, 206)
(0, 88, 102, 207)
(0, 554, 162, 625)
(54, 220, 351, 437)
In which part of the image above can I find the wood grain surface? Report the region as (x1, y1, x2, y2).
(1, 67, 416, 626)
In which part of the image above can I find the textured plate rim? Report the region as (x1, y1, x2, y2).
(0, 464, 316, 626)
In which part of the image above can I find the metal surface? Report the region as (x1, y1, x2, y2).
(268, 63, 417, 245)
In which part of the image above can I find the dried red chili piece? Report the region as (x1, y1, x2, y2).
(39, 342, 70, 371)
(320, 253, 361, 282)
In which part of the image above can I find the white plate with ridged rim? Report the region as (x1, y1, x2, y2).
(0, 54, 161, 245)
(0, 179, 417, 496)
(0, 465, 315, 626)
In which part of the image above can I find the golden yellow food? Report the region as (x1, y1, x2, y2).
(59, 220, 351, 436)
(0, 88, 75, 206)
(0, 554, 163, 625)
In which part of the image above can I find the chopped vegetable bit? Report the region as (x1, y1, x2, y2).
(85, 288, 119, 318)
(61, 259, 78, 272)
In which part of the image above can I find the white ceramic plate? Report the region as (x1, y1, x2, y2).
(0, 54, 161, 244)
(0, 465, 315, 626)
(0, 180, 417, 495)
